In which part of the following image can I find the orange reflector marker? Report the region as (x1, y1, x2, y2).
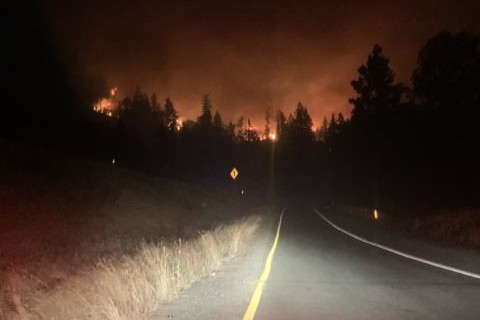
(230, 167, 239, 180)
(374, 209, 379, 220)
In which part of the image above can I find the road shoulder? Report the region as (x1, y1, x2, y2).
(152, 211, 277, 320)
(319, 206, 480, 276)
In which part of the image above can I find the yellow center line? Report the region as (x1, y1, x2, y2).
(242, 209, 285, 320)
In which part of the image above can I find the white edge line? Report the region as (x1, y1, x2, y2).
(314, 208, 480, 280)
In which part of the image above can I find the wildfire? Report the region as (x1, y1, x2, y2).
(176, 117, 184, 130)
(260, 131, 277, 141)
(93, 87, 118, 117)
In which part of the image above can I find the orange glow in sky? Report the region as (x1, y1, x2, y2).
(44, 1, 480, 126)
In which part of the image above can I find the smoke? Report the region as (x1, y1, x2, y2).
(39, 0, 480, 125)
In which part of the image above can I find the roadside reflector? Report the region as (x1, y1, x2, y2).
(230, 167, 239, 180)
(374, 209, 379, 220)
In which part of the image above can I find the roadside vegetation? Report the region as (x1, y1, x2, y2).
(407, 210, 480, 249)
(329, 205, 480, 249)
(0, 140, 260, 319)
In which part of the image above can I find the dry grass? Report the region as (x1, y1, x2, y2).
(8, 216, 259, 320)
(333, 204, 480, 249)
(410, 210, 480, 248)
(0, 139, 261, 319)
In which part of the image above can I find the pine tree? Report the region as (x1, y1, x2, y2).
(213, 110, 223, 127)
(349, 45, 403, 120)
(226, 121, 236, 137)
(285, 103, 314, 142)
(197, 95, 213, 127)
(164, 98, 178, 131)
(293, 103, 313, 132)
(132, 86, 150, 111)
(236, 116, 245, 140)
(150, 93, 160, 111)
(329, 113, 338, 136)
(264, 108, 272, 138)
(246, 118, 253, 141)
(319, 116, 329, 142)
(337, 112, 345, 126)
(276, 111, 286, 139)
(412, 31, 480, 141)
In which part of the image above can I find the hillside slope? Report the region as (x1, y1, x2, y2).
(0, 139, 260, 319)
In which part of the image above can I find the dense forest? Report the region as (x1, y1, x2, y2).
(2, 3, 480, 215)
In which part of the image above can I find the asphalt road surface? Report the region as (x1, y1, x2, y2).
(253, 206, 480, 320)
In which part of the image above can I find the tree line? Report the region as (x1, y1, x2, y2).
(2, 14, 480, 214)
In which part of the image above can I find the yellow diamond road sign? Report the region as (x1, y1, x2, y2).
(230, 168, 239, 180)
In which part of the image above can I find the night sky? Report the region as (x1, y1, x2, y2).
(39, 0, 480, 125)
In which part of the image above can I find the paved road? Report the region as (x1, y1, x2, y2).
(254, 206, 480, 320)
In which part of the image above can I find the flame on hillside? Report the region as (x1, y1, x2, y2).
(93, 87, 118, 117)
(176, 117, 184, 130)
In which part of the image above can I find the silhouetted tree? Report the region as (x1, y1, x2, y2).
(226, 121, 236, 137)
(213, 110, 223, 128)
(246, 128, 260, 142)
(264, 108, 272, 138)
(337, 112, 345, 126)
(330, 113, 338, 130)
(132, 86, 151, 111)
(319, 116, 329, 142)
(150, 93, 166, 128)
(242, 118, 260, 142)
(284, 103, 314, 143)
(181, 120, 196, 132)
(276, 111, 287, 140)
(197, 95, 213, 127)
(115, 87, 166, 170)
(407, 31, 480, 208)
(236, 116, 245, 141)
(150, 93, 161, 111)
(328, 113, 338, 138)
(164, 98, 178, 131)
(346, 46, 409, 210)
(349, 44, 404, 120)
(412, 31, 480, 141)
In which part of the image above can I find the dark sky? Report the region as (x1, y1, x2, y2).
(39, 0, 480, 126)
